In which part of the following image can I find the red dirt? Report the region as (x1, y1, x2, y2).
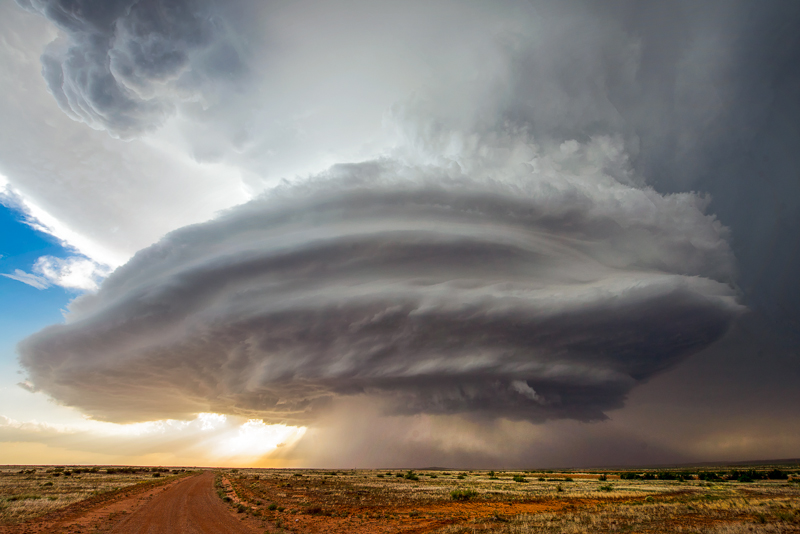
(0, 472, 267, 534)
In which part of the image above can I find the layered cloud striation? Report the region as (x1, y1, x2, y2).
(19, 142, 743, 424)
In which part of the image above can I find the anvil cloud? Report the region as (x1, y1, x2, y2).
(19, 137, 742, 424)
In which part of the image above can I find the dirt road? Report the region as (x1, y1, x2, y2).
(0, 471, 265, 534)
(109, 471, 260, 534)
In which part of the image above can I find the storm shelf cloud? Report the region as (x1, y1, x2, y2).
(18, 140, 744, 425)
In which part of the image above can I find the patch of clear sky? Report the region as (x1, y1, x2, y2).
(0, 203, 74, 377)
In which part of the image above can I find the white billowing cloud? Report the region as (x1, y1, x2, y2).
(18, 134, 743, 425)
(2, 256, 110, 292)
(35, 256, 110, 291)
(0, 0, 747, 274)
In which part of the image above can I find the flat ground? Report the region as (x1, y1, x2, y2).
(1, 465, 799, 533)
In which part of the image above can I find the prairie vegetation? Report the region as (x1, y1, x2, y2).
(217, 465, 800, 533)
(0, 465, 186, 524)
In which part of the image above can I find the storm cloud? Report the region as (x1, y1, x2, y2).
(19, 139, 742, 424)
(17, 0, 245, 138)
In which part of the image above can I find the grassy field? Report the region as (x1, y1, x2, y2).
(218, 466, 800, 533)
(2, 464, 798, 532)
(0, 465, 187, 524)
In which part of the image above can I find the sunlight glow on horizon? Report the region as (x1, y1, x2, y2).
(0, 411, 307, 467)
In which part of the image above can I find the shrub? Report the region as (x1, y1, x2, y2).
(404, 470, 419, 481)
(457, 475, 465, 480)
(268, 503, 278, 511)
(8, 494, 42, 501)
(599, 484, 613, 492)
(599, 474, 607, 481)
(395, 473, 404, 478)
(767, 469, 788, 480)
(513, 475, 527, 483)
(656, 472, 678, 481)
(451, 489, 478, 501)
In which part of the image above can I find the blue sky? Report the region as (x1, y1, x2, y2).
(0, 202, 73, 371)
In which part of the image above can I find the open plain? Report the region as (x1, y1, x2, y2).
(1, 464, 799, 533)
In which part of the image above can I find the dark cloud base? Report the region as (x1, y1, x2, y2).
(19, 170, 742, 423)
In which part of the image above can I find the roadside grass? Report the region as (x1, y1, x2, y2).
(0, 466, 188, 524)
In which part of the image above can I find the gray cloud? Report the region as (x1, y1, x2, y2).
(17, 0, 243, 138)
(18, 149, 742, 424)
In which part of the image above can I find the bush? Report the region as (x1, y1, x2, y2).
(599, 484, 613, 492)
(767, 469, 788, 480)
(451, 489, 478, 501)
(404, 470, 419, 481)
(513, 475, 527, 483)
(599, 474, 607, 481)
(268, 503, 278, 511)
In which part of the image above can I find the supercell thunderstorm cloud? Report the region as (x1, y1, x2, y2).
(5, 0, 799, 466)
(19, 137, 742, 424)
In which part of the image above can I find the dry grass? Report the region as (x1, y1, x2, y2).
(220, 468, 800, 534)
(0, 465, 186, 524)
